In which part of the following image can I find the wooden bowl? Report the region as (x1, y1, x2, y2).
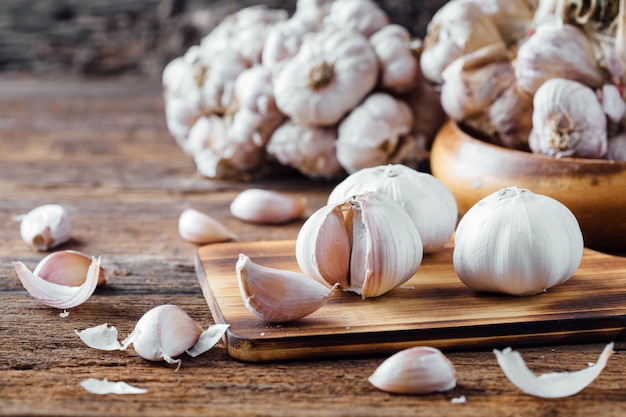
(430, 120, 626, 253)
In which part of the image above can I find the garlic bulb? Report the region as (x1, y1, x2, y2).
(296, 192, 423, 298)
(467, 0, 537, 44)
(273, 27, 378, 126)
(369, 346, 457, 394)
(236, 254, 335, 323)
(607, 131, 626, 160)
(230, 188, 307, 224)
(599, 83, 626, 129)
(19, 203, 71, 251)
(328, 164, 457, 253)
(76, 306, 229, 370)
(529, 78, 608, 158)
(324, 0, 389, 37)
(262, 16, 322, 72)
(370, 24, 422, 94)
(485, 82, 534, 150)
(266, 120, 344, 180)
(514, 21, 606, 95)
(420, 0, 506, 84)
(336, 93, 413, 174)
(178, 208, 236, 244)
(453, 186, 584, 296)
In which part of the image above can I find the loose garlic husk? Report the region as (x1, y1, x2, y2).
(296, 192, 423, 298)
(178, 208, 236, 244)
(14, 252, 103, 310)
(369, 346, 457, 394)
(19, 204, 71, 251)
(230, 188, 307, 224)
(236, 254, 336, 323)
(453, 186, 584, 296)
(529, 78, 608, 158)
(328, 164, 457, 254)
(76, 305, 229, 370)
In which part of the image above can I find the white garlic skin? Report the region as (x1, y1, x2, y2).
(453, 187, 584, 296)
(369, 346, 457, 394)
(19, 204, 71, 251)
(230, 188, 306, 224)
(324, 0, 389, 37)
(529, 78, 607, 158)
(328, 164, 457, 253)
(131, 305, 203, 363)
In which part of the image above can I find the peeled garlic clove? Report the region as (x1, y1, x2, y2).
(33, 250, 107, 287)
(369, 346, 457, 394)
(529, 78, 607, 158)
(236, 254, 335, 323)
(494, 342, 614, 398)
(453, 186, 584, 296)
(13, 255, 102, 309)
(19, 204, 71, 251)
(230, 188, 307, 224)
(178, 208, 236, 244)
(328, 164, 457, 254)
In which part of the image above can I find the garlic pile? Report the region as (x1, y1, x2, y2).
(162, 0, 446, 181)
(453, 186, 584, 295)
(423, 0, 626, 158)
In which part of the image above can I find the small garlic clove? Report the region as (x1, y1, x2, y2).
(494, 342, 614, 398)
(236, 254, 336, 323)
(13, 255, 101, 309)
(178, 208, 237, 244)
(369, 346, 457, 394)
(33, 250, 107, 287)
(230, 188, 307, 224)
(19, 204, 71, 251)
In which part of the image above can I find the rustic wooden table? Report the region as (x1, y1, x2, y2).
(1, 74, 624, 416)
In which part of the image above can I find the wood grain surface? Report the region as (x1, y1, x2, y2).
(1, 74, 626, 416)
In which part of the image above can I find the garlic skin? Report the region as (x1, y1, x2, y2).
(328, 164, 457, 254)
(273, 27, 378, 126)
(336, 93, 413, 174)
(236, 254, 336, 323)
(529, 78, 607, 158)
(178, 208, 236, 244)
(369, 346, 457, 394)
(494, 342, 614, 398)
(13, 255, 102, 309)
(230, 188, 306, 224)
(453, 187, 584, 296)
(19, 204, 71, 251)
(514, 22, 606, 95)
(266, 120, 344, 180)
(296, 192, 423, 298)
(324, 0, 389, 37)
(33, 250, 107, 287)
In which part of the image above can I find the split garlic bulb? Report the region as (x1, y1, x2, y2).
(529, 78, 608, 158)
(453, 187, 584, 296)
(273, 27, 378, 126)
(19, 203, 72, 251)
(296, 192, 423, 298)
(328, 164, 457, 253)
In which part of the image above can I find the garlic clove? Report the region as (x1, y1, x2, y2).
(230, 188, 307, 224)
(178, 208, 237, 244)
(33, 250, 108, 287)
(19, 204, 71, 251)
(494, 342, 614, 398)
(13, 255, 101, 309)
(369, 346, 457, 394)
(236, 254, 336, 323)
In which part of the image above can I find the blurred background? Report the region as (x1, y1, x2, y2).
(0, 0, 449, 78)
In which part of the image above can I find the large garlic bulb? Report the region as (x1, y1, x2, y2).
(328, 164, 457, 253)
(324, 0, 389, 37)
(273, 27, 378, 126)
(453, 186, 584, 296)
(528, 78, 607, 158)
(296, 192, 423, 298)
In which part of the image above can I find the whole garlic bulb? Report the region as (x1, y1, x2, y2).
(296, 192, 423, 298)
(336, 93, 413, 174)
(453, 186, 584, 296)
(324, 0, 389, 37)
(328, 164, 457, 253)
(273, 27, 378, 126)
(529, 78, 607, 158)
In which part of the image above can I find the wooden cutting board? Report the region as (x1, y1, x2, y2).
(195, 240, 626, 362)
